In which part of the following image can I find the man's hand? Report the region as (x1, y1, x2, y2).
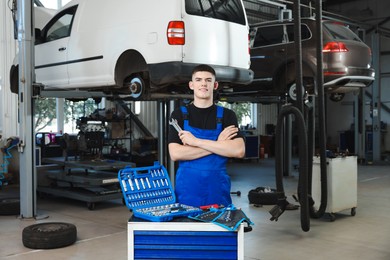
(218, 125, 239, 141)
(179, 130, 199, 146)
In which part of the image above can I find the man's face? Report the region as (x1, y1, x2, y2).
(189, 71, 218, 100)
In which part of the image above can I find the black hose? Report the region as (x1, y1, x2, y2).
(272, 104, 310, 232)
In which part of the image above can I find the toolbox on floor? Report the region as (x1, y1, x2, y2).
(118, 161, 202, 221)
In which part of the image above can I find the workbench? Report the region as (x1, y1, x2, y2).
(38, 157, 135, 209)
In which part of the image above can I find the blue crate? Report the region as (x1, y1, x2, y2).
(118, 161, 202, 222)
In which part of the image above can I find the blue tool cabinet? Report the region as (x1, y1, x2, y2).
(128, 222, 244, 260)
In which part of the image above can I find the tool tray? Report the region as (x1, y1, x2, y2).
(118, 161, 202, 222)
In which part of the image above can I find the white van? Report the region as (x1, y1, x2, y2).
(10, 0, 253, 99)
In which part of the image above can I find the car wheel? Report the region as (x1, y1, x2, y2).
(329, 93, 345, 102)
(22, 222, 77, 249)
(124, 76, 145, 100)
(0, 197, 20, 215)
(287, 82, 306, 102)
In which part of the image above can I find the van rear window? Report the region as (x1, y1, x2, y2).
(185, 0, 246, 25)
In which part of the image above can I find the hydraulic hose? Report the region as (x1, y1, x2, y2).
(271, 104, 310, 232)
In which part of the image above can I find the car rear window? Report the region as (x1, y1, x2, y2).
(323, 22, 361, 42)
(185, 0, 246, 25)
(251, 23, 311, 48)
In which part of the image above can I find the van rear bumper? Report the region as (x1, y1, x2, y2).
(149, 62, 254, 86)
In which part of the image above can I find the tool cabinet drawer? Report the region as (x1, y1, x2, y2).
(128, 222, 244, 260)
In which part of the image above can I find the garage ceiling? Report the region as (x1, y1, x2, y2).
(323, 0, 390, 34)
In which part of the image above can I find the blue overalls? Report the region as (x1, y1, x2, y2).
(175, 106, 232, 207)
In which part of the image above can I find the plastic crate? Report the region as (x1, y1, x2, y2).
(118, 161, 202, 221)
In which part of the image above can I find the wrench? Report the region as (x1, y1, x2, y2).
(169, 118, 182, 133)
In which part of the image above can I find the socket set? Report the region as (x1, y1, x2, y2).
(118, 161, 202, 222)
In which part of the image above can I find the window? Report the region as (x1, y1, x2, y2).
(44, 6, 77, 42)
(253, 25, 284, 47)
(324, 22, 361, 42)
(218, 101, 255, 128)
(39, 0, 72, 9)
(35, 98, 100, 134)
(285, 24, 312, 42)
(185, 0, 246, 25)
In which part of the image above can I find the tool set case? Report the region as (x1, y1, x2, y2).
(118, 161, 202, 222)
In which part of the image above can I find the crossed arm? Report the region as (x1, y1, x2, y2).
(168, 125, 245, 161)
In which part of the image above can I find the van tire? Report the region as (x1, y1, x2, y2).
(22, 222, 77, 249)
(0, 197, 20, 215)
(9, 65, 19, 94)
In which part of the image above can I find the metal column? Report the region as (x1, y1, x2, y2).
(371, 32, 381, 162)
(157, 101, 167, 166)
(17, 0, 36, 218)
(354, 89, 366, 162)
(168, 100, 176, 187)
(157, 100, 176, 187)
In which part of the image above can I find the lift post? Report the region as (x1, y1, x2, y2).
(17, 0, 36, 218)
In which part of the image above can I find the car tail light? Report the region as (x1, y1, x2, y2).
(323, 42, 348, 53)
(167, 21, 185, 45)
(323, 71, 346, 76)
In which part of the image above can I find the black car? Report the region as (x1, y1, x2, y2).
(235, 18, 375, 101)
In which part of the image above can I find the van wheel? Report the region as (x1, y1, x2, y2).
(22, 222, 77, 249)
(10, 65, 19, 94)
(124, 76, 145, 100)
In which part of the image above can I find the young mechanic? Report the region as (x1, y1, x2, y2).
(168, 64, 245, 208)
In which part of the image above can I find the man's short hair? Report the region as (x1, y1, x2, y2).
(191, 64, 216, 77)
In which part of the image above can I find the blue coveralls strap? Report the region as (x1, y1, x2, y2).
(175, 105, 232, 207)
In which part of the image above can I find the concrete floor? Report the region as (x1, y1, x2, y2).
(1, 158, 390, 260)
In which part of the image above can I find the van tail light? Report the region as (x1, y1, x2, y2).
(167, 21, 185, 45)
(323, 42, 348, 52)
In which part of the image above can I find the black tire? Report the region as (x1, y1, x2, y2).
(23, 222, 77, 249)
(329, 92, 345, 102)
(0, 197, 20, 215)
(248, 187, 281, 205)
(10, 64, 19, 94)
(87, 202, 95, 210)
